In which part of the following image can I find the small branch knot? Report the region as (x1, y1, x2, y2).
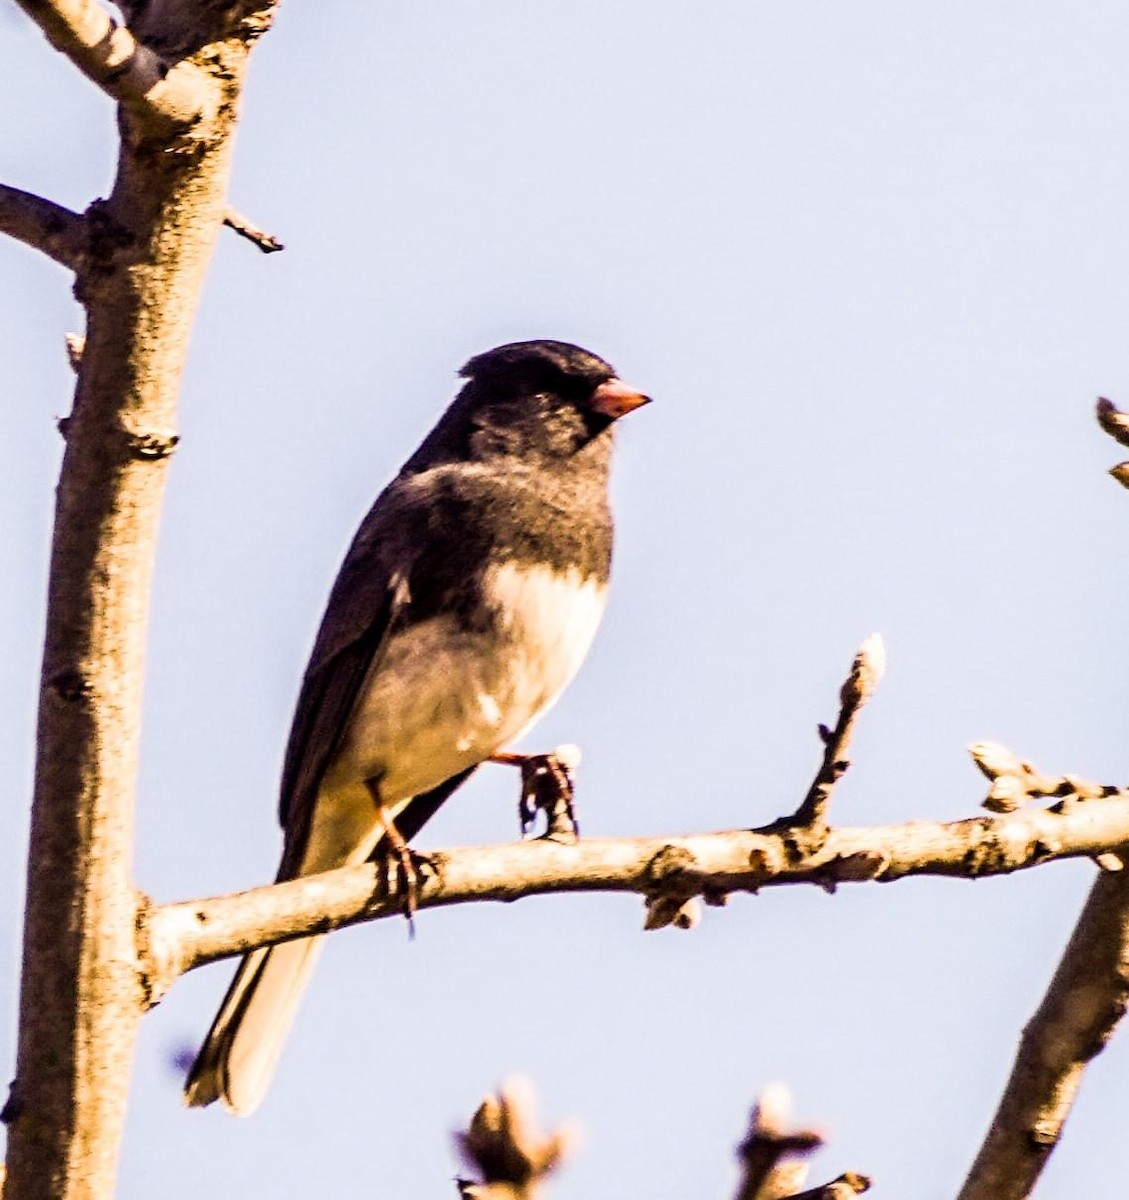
(48, 667, 92, 706)
(642, 844, 702, 930)
(0, 1080, 23, 1125)
(127, 430, 180, 460)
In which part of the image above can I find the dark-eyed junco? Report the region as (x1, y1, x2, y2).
(184, 340, 650, 1114)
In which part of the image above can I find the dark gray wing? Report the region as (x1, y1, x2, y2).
(275, 485, 422, 882)
(276, 458, 562, 878)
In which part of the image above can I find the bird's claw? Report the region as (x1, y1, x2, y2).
(516, 752, 579, 842)
(376, 837, 436, 935)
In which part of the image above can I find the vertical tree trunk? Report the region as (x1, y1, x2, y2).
(4, 40, 249, 1199)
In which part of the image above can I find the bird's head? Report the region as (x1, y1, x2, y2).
(456, 340, 651, 463)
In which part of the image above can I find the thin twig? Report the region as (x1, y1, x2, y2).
(957, 867, 1129, 1199)
(223, 208, 284, 253)
(792, 634, 885, 831)
(970, 740, 1115, 814)
(12, 0, 210, 127)
(734, 1085, 823, 1200)
(0, 185, 83, 270)
(785, 1173, 870, 1200)
(455, 1078, 576, 1200)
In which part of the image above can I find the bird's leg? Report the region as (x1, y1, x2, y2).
(489, 747, 580, 842)
(365, 780, 435, 931)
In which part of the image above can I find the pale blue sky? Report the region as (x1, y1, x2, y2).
(4, 2, 1129, 1196)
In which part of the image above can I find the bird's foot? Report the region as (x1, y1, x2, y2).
(374, 812, 436, 935)
(491, 745, 581, 843)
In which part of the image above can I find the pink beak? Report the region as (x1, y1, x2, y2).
(591, 378, 652, 420)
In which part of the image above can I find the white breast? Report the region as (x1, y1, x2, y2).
(316, 562, 607, 862)
(479, 560, 608, 733)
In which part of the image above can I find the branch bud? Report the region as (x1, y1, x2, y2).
(1096, 397, 1129, 447)
(841, 633, 885, 707)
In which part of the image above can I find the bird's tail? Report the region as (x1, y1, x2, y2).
(183, 935, 325, 1115)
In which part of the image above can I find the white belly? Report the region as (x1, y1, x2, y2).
(300, 562, 606, 874)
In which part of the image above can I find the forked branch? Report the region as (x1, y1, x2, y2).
(12, 0, 212, 127)
(955, 398, 1129, 1198)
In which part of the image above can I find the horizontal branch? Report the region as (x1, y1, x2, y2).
(143, 792, 1129, 1000)
(0, 184, 83, 270)
(13, 0, 212, 128)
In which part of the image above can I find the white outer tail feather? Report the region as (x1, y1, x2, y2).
(184, 936, 325, 1115)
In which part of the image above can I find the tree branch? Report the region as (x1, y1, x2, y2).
(0, 185, 84, 271)
(454, 1078, 575, 1200)
(3, 16, 257, 1200)
(955, 397, 1129, 1198)
(143, 790, 1129, 1000)
(957, 867, 1129, 1199)
(785, 1175, 870, 1200)
(12, 0, 213, 128)
(222, 207, 284, 253)
(733, 1084, 824, 1200)
(793, 634, 884, 832)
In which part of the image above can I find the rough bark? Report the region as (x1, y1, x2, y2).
(1, 6, 275, 1197)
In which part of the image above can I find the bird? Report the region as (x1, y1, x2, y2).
(184, 339, 650, 1114)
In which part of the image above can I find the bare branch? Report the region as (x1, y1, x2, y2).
(734, 1084, 823, 1200)
(957, 400, 1129, 1195)
(143, 789, 1129, 998)
(958, 839, 1129, 1198)
(455, 1078, 576, 1200)
(956, 402, 1129, 1195)
(732, 1085, 870, 1200)
(0, 185, 83, 270)
(4, 20, 256, 1200)
(969, 740, 1118, 816)
(12, 0, 212, 128)
(792, 634, 885, 832)
(785, 1173, 870, 1200)
(223, 207, 284, 253)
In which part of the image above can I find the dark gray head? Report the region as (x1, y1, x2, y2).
(403, 340, 650, 475)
